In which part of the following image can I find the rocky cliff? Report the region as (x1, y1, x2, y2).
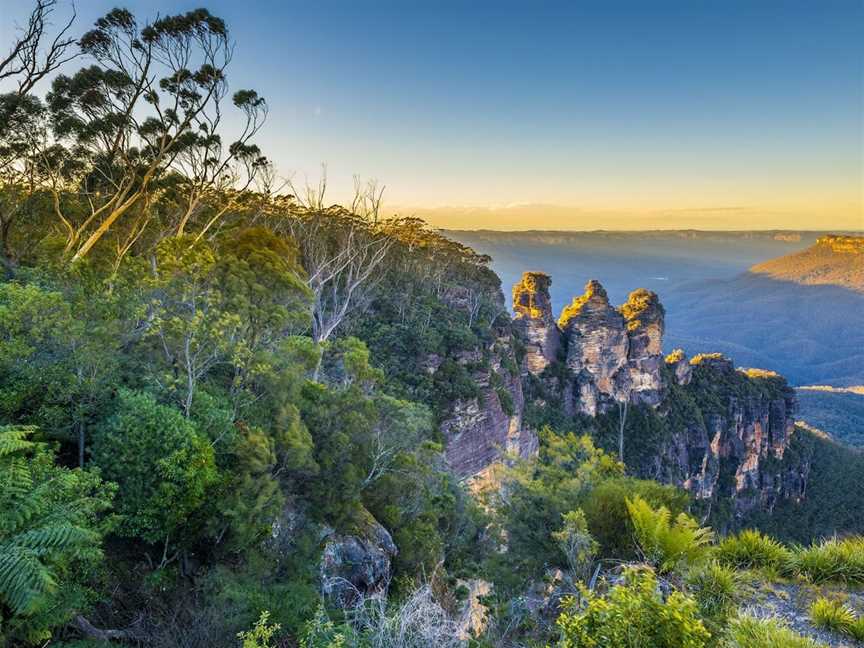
(512, 272, 561, 375)
(440, 320, 537, 479)
(445, 271, 810, 523)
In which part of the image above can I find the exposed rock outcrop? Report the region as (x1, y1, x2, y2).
(441, 331, 536, 478)
(620, 288, 665, 407)
(321, 512, 398, 606)
(559, 280, 630, 415)
(665, 348, 692, 385)
(512, 272, 561, 375)
(513, 275, 806, 521)
(439, 269, 809, 522)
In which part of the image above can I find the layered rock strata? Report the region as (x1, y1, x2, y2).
(512, 272, 561, 375)
(441, 270, 809, 521)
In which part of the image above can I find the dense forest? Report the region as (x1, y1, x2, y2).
(1, 4, 863, 647)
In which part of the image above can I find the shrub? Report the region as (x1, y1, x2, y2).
(582, 477, 689, 559)
(789, 537, 864, 585)
(728, 616, 825, 648)
(626, 496, 713, 573)
(552, 510, 597, 582)
(555, 566, 711, 648)
(91, 389, 218, 547)
(715, 529, 792, 573)
(237, 611, 282, 648)
(809, 597, 864, 641)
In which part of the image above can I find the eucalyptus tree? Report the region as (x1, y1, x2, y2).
(43, 7, 266, 263)
(0, 0, 78, 97)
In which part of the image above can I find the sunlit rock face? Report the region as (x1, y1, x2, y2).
(665, 348, 693, 386)
(559, 280, 630, 414)
(509, 275, 806, 523)
(620, 288, 665, 407)
(512, 272, 561, 375)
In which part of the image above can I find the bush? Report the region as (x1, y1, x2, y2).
(728, 616, 825, 648)
(627, 496, 713, 573)
(91, 389, 218, 547)
(581, 477, 689, 559)
(789, 537, 864, 585)
(555, 566, 711, 648)
(715, 529, 792, 573)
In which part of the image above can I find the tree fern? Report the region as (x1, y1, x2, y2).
(0, 425, 113, 643)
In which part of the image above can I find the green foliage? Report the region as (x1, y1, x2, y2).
(237, 610, 282, 648)
(555, 567, 711, 648)
(581, 477, 689, 559)
(748, 428, 864, 541)
(91, 389, 217, 547)
(486, 430, 623, 594)
(552, 510, 597, 582)
(727, 616, 825, 648)
(298, 605, 352, 648)
(626, 496, 713, 573)
(715, 529, 792, 573)
(0, 426, 113, 645)
(809, 596, 864, 642)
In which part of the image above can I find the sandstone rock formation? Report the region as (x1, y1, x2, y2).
(665, 348, 692, 385)
(555, 280, 666, 415)
(441, 335, 536, 478)
(750, 233, 864, 292)
(658, 356, 804, 519)
(620, 288, 665, 407)
(558, 280, 630, 415)
(440, 270, 809, 523)
(512, 272, 561, 374)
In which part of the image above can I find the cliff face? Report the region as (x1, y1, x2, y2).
(647, 355, 807, 520)
(440, 270, 809, 521)
(750, 233, 864, 292)
(441, 329, 536, 478)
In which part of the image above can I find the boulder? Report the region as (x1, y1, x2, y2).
(321, 512, 398, 607)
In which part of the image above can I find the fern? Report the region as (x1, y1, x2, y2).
(626, 495, 713, 573)
(0, 425, 112, 633)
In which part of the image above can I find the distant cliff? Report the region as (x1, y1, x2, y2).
(750, 233, 864, 292)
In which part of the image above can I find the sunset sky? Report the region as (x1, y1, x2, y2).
(2, 0, 862, 230)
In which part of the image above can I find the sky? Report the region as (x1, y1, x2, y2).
(1, 0, 862, 230)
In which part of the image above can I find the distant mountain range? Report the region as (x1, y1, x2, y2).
(749, 234, 864, 293)
(448, 228, 864, 390)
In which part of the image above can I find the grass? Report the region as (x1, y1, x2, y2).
(809, 597, 864, 642)
(789, 537, 864, 585)
(728, 616, 826, 648)
(715, 529, 792, 573)
(717, 532, 864, 587)
(685, 561, 742, 640)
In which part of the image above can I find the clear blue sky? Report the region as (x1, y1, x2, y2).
(2, 0, 862, 228)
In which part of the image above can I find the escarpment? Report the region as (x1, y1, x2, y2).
(442, 270, 810, 523)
